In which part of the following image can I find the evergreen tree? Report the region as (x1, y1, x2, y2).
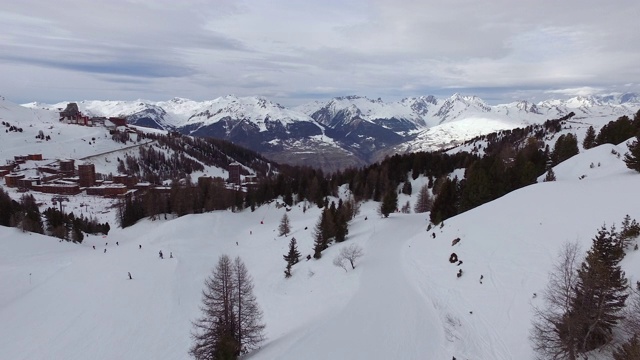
(379, 189, 398, 218)
(571, 225, 628, 352)
(552, 133, 579, 165)
(20, 194, 43, 234)
(401, 181, 412, 195)
(544, 168, 557, 182)
(613, 335, 640, 360)
(620, 214, 640, 250)
(414, 184, 433, 213)
(311, 208, 338, 258)
(459, 162, 492, 212)
(283, 237, 301, 278)
(583, 126, 596, 149)
(624, 136, 640, 172)
(429, 177, 459, 224)
(312, 210, 328, 259)
(71, 217, 84, 243)
(333, 209, 349, 243)
(278, 213, 291, 237)
(0, 188, 15, 227)
(595, 115, 638, 146)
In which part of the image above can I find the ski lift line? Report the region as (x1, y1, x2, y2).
(78, 140, 155, 161)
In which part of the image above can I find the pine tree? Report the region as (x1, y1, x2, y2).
(414, 184, 433, 213)
(0, 188, 15, 227)
(401, 181, 412, 195)
(620, 214, 640, 249)
(429, 177, 459, 224)
(624, 136, 640, 172)
(312, 208, 336, 258)
(552, 133, 580, 165)
(20, 194, 43, 234)
(571, 225, 628, 352)
(544, 168, 557, 182)
(283, 237, 301, 277)
(278, 213, 291, 237)
(612, 335, 640, 360)
(583, 126, 596, 149)
(379, 189, 398, 218)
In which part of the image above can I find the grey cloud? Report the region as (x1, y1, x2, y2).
(2, 0, 640, 105)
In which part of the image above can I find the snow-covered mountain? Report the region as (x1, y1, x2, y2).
(23, 93, 640, 170)
(0, 96, 274, 186)
(1, 127, 639, 359)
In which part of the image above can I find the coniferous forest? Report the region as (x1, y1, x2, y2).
(113, 110, 640, 232)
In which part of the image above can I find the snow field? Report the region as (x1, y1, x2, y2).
(0, 112, 640, 359)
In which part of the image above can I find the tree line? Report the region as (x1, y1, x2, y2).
(0, 189, 109, 241)
(531, 215, 640, 359)
(118, 110, 640, 229)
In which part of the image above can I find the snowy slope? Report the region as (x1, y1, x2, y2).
(0, 96, 135, 165)
(0, 97, 260, 187)
(1, 135, 640, 359)
(295, 95, 426, 131)
(23, 94, 640, 171)
(182, 95, 320, 133)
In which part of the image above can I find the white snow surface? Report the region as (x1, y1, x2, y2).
(0, 96, 235, 189)
(295, 95, 426, 127)
(1, 113, 640, 360)
(25, 96, 320, 132)
(24, 93, 639, 140)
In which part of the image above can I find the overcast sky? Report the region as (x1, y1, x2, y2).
(2, 0, 639, 106)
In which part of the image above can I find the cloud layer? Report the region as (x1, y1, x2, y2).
(2, 0, 639, 105)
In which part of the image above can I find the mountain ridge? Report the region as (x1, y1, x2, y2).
(22, 93, 640, 171)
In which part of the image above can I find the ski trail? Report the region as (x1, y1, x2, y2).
(257, 216, 448, 360)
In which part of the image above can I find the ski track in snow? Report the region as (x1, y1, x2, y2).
(251, 215, 448, 360)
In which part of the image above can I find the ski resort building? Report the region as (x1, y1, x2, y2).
(31, 183, 81, 195)
(59, 103, 128, 129)
(228, 162, 242, 185)
(4, 173, 25, 187)
(59, 103, 91, 126)
(78, 163, 96, 187)
(86, 184, 128, 197)
(112, 174, 137, 188)
(59, 159, 75, 176)
(16, 177, 42, 189)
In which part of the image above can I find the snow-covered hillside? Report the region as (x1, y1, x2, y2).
(0, 96, 272, 192)
(23, 93, 640, 172)
(1, 128, 639, 359)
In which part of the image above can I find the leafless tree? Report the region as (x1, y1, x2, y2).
(190, 255, 265, 360)
(191, 255, 236, 360)
(232, 257, 265, 354)
(530, 242, 582, 360)
(334, 244, 364, 271)
(333, 255, 348, 272)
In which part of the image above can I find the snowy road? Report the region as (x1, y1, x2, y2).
(252, 215, 448, 360)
